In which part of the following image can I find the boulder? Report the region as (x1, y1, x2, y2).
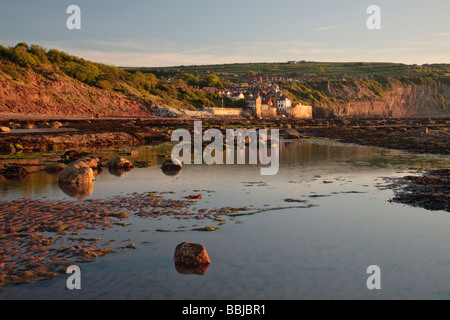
(106, 156, 134, 169)
(174, 242, 210, 266)
(0, 126, 11, 133)
(58, 159, 96, 187)
(284, 128, 301, 139)
(161, 158, 183, 176)
(80, 157, 102, 169)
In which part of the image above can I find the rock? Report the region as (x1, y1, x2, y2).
(80, 157, 102, 169)
(58, 159, 96, 187)
(284, 128, 301, 139)
(37, 122, 50, 128)
(161, 158, 183, 176)
(50, 121, 63, 129)
(415, 126, 429, 135)
(22, 123, 35, 129)
(1, 165, 31, 180)
(8, 123, 21, 129)
(61, 150, 90, 163)
(173, 242, 210, 266)
(106, 156, 134, 170)
(1, 144, 16, 154)
(44, 163, 66, 174)
(0, 126, 11, 133)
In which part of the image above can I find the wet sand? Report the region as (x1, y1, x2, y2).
(0, 190, 258, 290)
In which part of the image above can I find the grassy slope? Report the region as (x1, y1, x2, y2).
(0, 43, 217, 114)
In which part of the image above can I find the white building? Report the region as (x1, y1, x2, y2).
(276, 96, 292, 113)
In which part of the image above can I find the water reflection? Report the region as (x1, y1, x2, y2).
(174, 262, 210, 276)
(0, 140, 448, 201)
(108, 167, 133, 177)
(58, 179, 94, 199)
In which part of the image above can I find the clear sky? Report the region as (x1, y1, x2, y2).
(0, 0, 449, 67)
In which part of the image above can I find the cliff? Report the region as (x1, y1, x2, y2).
(0, 67, 154, 117)
(332, 83, 450, 118)
(282, 78, 450, 118)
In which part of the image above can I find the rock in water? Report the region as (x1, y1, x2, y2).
(58, 159, 97, 198)
(161, 158, 183, 176)
(106, 156, 134, 169)
(174, 242, 210, 266)
(284, 128, 301, 139)
(58, 159, 96, 186)
(1, 165, 31, 180)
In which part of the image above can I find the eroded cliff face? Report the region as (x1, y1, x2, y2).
(336, 84, 450, 118)
(0, 69, 153, 117)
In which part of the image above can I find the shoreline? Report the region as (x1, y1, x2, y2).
(1, 114, 449, 156)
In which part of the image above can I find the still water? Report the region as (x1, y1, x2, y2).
(1, 139, 449, 300)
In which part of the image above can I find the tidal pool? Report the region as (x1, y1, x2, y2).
(0, 139, 449, 300)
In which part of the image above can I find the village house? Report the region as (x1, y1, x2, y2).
(276, 96, 292, 114)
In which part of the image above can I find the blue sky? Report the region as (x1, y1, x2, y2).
(0, 0, 449, 66)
